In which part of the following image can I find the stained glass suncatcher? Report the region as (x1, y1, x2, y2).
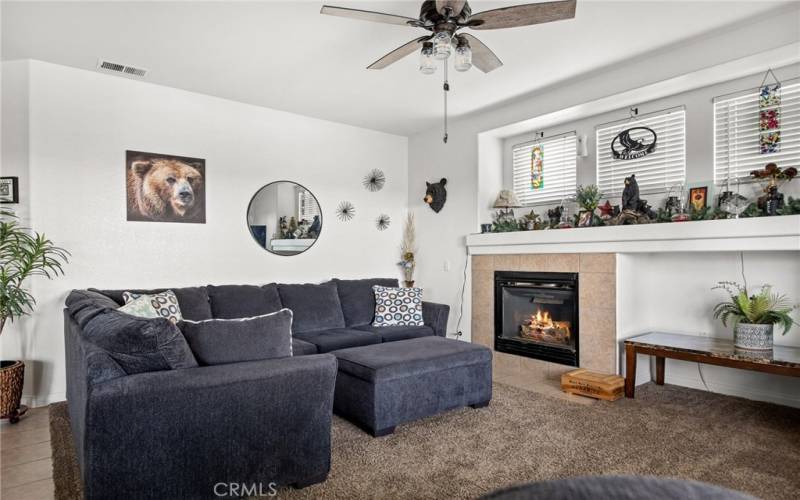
(531, 145, 544, 190)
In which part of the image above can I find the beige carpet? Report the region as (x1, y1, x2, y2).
(50, 382, 800, 499)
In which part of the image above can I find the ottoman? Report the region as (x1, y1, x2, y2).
(332, 336, 492, 437)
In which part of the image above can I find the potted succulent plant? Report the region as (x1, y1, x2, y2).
(0, 209, 68, 423)
(712, 281, 797, 350)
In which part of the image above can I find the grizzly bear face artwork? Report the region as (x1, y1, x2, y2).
(126, 150, 206, 223)
(424, 178, 447, 213)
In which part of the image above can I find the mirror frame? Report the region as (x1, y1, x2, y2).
(245, 180, 323, 256)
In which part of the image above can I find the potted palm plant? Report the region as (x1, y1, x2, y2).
(1, 209, 68, 423)
(712, 281, 797, 350)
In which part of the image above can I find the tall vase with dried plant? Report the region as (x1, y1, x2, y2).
(398, 213, 417, 287)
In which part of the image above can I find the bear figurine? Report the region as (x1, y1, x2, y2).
(621, 174, 640, 212)
(547, 206, 563, 228)
(424, 178, 448, 213)
(308, 215, 321, 238)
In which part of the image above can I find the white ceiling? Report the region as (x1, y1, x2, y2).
(1, 1, 795, 135)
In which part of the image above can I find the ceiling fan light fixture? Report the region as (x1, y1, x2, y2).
(419, 41, 437, 75)
(320, 0, 580, 144)
(454, 38, 472, 72)
(433, 31, 452, 60)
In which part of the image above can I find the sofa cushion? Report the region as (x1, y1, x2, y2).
(292, 338, 319, 356)
(333, 336, 491, 383)
(83, 343, 128, 385)
(66, 289, 121, 327)
(294, 328, 381, 353)
(92, 286, 212, 321)
(373, 286, 424, 327)
(278, 282, 346, 333)
(120, 290, 183, 324)
(332, 278, 399, 326)
(206, 284, 283, 319)
(353, 324, 435, 343)
(179, 309, 293, 365)
(79, 308, 198, 375)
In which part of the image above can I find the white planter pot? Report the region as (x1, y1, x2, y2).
(734, 323, 773, 350)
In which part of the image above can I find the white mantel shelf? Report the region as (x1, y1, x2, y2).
(466, 215, 800, 254)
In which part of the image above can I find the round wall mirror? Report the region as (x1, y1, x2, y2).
(247, 181, 322, 256)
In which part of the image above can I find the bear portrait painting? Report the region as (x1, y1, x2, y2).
(126, 150, 206, 223)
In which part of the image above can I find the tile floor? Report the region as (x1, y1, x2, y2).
(1, 407, 54, 499)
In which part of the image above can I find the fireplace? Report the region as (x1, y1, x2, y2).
(494, 271, 579, 366)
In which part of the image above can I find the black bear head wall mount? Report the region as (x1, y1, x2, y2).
(424, 178, 447, 213)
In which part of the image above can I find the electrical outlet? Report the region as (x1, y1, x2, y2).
(443, 259, 451, 272)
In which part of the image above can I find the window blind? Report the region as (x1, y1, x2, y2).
(512, 132, 577, 205)
(596, 107, 686, 197)
(714, 82, 800, 185)
(298, 190, 320, 222)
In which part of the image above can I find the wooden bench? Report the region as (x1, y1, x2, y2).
(623, 332, 800, 398)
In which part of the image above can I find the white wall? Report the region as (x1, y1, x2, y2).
(617, 252, 800, 408)
(0, 60, 408, 406)
(408, 7, 800, 405)
(1, 60, 30, 223)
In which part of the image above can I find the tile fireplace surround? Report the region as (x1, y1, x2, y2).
(472, 253, 616, 388)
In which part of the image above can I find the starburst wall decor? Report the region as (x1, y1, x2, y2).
(376, 214, 391, 231)
(336, 201, 356, 221)
(363, 169, 386, 192)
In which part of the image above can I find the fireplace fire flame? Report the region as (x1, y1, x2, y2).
(533, 308, 552, 326)
(520, 308, 571, 344)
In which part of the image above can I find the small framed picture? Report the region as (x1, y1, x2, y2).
(0, 177, 19, 204)
(688, 186, 708, 212)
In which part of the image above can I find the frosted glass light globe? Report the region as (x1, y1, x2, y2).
(433, 32, 452, 60)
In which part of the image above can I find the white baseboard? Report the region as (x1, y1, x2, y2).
(663, 374, 800, 409)
(21, 392, 66, 409)
(627, 355, 800, 408)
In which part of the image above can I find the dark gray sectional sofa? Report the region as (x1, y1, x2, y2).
(64, 278, 450, 499)
(287, 278, 449, 352)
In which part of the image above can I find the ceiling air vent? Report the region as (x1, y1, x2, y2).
(96, 59, 148, 78)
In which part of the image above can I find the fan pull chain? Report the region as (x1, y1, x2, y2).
(443, 61, 449, 144)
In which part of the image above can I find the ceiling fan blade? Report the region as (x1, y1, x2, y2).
(320, 5, 419, 27)
(467, 0, 576, 30)
(460, 34, 503, 73)
(367, 36, 432, 70)
(436, 0, 468, 17)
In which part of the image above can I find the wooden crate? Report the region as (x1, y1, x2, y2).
(561, 369, 624, 401)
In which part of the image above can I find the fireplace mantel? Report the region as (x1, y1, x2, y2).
(466, 215, 800, 255)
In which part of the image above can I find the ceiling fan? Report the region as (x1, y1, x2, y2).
(320, 0, 578, 142)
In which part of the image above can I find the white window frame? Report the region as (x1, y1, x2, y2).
(713, 81, 800, 186)
(511, 131, 578, 206)
(595, 106, 686, 197)
(297, 189, 320, 222)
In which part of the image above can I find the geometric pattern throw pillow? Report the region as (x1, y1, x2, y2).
(122, 290, 183, 324)
(372, 285, 423, 327)
(118, 295, 161, 321)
